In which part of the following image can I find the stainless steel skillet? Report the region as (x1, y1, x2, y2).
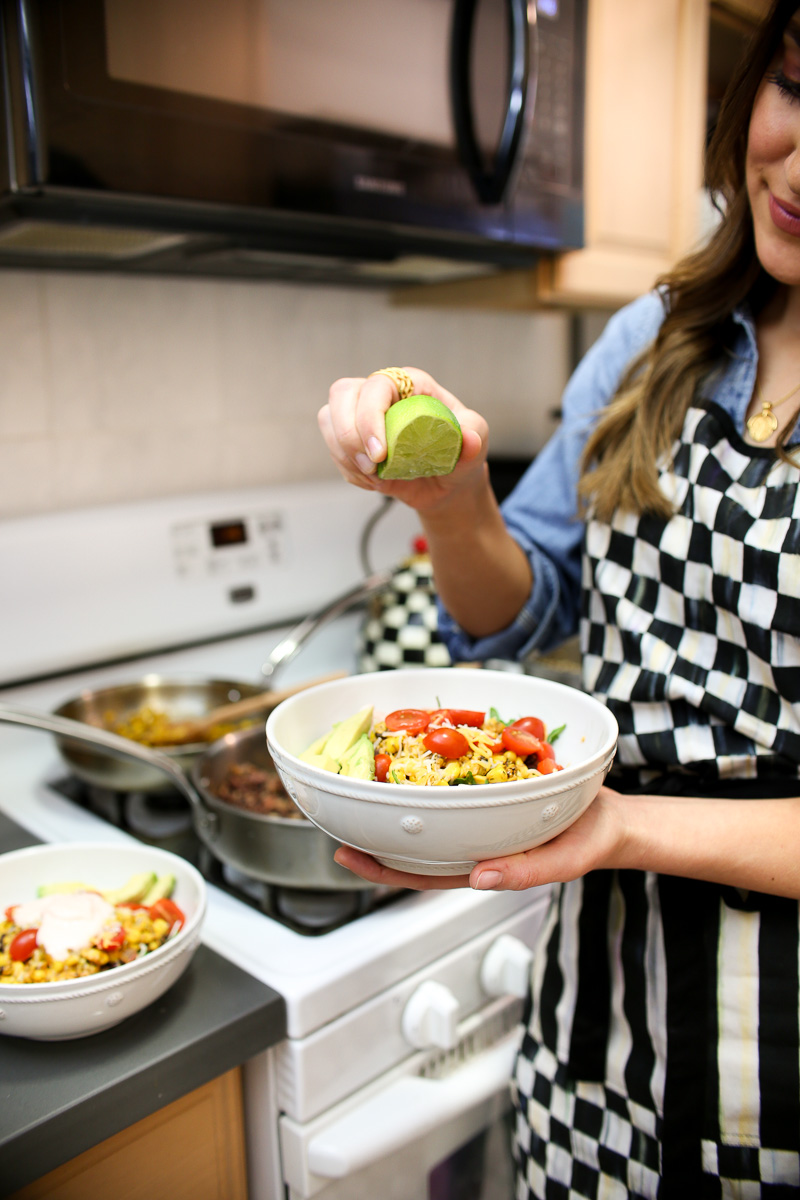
(0, 705, 367, 891)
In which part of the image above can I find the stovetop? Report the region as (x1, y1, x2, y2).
(0, 618, 545, 1038)
(0, 484, 549, 1038)
(47, 770, 402, 936)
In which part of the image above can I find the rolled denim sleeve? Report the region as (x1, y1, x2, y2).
(439, 291, 666, 663)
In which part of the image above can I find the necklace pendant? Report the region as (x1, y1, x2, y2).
(747, 403, 778, 443)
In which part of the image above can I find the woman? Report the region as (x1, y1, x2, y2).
(318, 2, 800, 1195)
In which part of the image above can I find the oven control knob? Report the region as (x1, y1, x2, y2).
(401, 980, 460, 1050)
(480, 934, 534, 999)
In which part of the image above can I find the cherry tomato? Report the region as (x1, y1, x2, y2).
(96, 925, 126, 951)
(509, 716, 546, 741)
(423, 727, 470, 759)
(385, 709, 431, 736)
(9, 928, 38, 962)
(374, 753, 391, 782)
(501, 726, 541, 758)
(5, 904, 17, 922)
(148, 898, 186, 932)
(536, 758, 558, 774)
(430, 708, 485, 727)
(536, 741, 556, 762)
(487, 740, 505, 755)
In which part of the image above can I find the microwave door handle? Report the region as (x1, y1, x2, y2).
(5, 0, 45, 185)
(451, 0, 532, 205)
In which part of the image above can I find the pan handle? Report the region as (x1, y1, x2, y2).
(0, 704, 216, 834)
(260, 569, 393, 683)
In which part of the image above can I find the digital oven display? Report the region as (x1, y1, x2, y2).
(209, 519, 248, 548)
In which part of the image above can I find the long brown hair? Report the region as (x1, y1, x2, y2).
(578, 0, 799, 522)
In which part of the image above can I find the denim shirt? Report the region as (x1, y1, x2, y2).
(439, 289, 785, 664)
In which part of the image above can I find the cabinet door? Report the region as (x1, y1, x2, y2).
(539, 0, 709, 306)
(394, 0, 710, 310)
(8, 1068, 249, 1200)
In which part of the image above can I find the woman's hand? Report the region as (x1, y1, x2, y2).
(333, 785, 629, 892)
(336, 785, 800, 901)
(318, 368, 488, 512)
(319, 365, 531, 636)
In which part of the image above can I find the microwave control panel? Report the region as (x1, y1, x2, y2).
(520, 0, 584, 193)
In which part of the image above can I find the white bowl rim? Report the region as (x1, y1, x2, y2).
(0, 842, 207, 997)
(266, 668, 619, 804)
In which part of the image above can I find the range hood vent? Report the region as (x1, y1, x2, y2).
(0, 205, 508, 285)
(0, 220, 190, 260)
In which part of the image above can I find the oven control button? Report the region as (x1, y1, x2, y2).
(480, 934, 534, 1000)
(401, 980, 460, 1050)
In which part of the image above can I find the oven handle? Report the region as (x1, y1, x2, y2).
(304, 1029, 518, 1179)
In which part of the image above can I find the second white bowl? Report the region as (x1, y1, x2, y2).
(0, 842, 206, 1040)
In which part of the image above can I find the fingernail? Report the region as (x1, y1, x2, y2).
(355, 453, 375, 475)
(367, 437, 383, 461)
(472, 870, 503, 890)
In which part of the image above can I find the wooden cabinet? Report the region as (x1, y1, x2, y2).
(537, 0, 709, 308)
(7, 1068, 249, 1200)
(395, 0, 765, 312)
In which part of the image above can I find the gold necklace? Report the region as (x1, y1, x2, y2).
(746, 378, 800, 442)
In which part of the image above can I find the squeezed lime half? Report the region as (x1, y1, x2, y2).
(377, 394, 463, 481)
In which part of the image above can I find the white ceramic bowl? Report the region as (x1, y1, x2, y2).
(0, 842, 207, 1040)
(266, 669, 618, 876)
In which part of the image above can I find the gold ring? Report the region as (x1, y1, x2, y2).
(369, 368, 415, 399)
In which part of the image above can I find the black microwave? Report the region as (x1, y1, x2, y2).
(0, 0, 586, 285)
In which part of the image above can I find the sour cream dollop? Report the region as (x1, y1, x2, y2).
(12, 891, 118, 962)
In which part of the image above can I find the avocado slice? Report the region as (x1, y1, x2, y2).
(301, 752, 342, 775)
(141, 874, 176, 905)
(38, 872, 160, 905)
(299, 731, 341, 771)
(300, 732, 332, 760)
(320, 705, 374, 762)
(37, 881, 93, 898)
(338, 733, 375, 780)
(103, 871, 158, 906)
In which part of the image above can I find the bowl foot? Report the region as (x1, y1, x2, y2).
(373, 855, 476, 876)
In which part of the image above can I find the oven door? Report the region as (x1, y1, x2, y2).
(279, 1000, 523, 1200)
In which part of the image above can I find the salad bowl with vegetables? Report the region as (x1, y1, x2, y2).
(0, 842, 206, 1039)
(266, 669, 618, 876)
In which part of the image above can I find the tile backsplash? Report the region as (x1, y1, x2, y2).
(0, 268, 574, 517)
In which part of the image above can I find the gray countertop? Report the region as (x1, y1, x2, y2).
(0, 813, 287, 1196)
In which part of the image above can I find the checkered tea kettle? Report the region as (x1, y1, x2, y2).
(357, 500, 451, 673)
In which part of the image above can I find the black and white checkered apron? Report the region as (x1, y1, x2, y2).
(512, 400, 800, 1199)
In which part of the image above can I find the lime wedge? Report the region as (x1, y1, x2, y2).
(377, 394, 463, 481)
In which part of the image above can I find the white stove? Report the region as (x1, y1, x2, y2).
(0, 483, 551, 1200)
